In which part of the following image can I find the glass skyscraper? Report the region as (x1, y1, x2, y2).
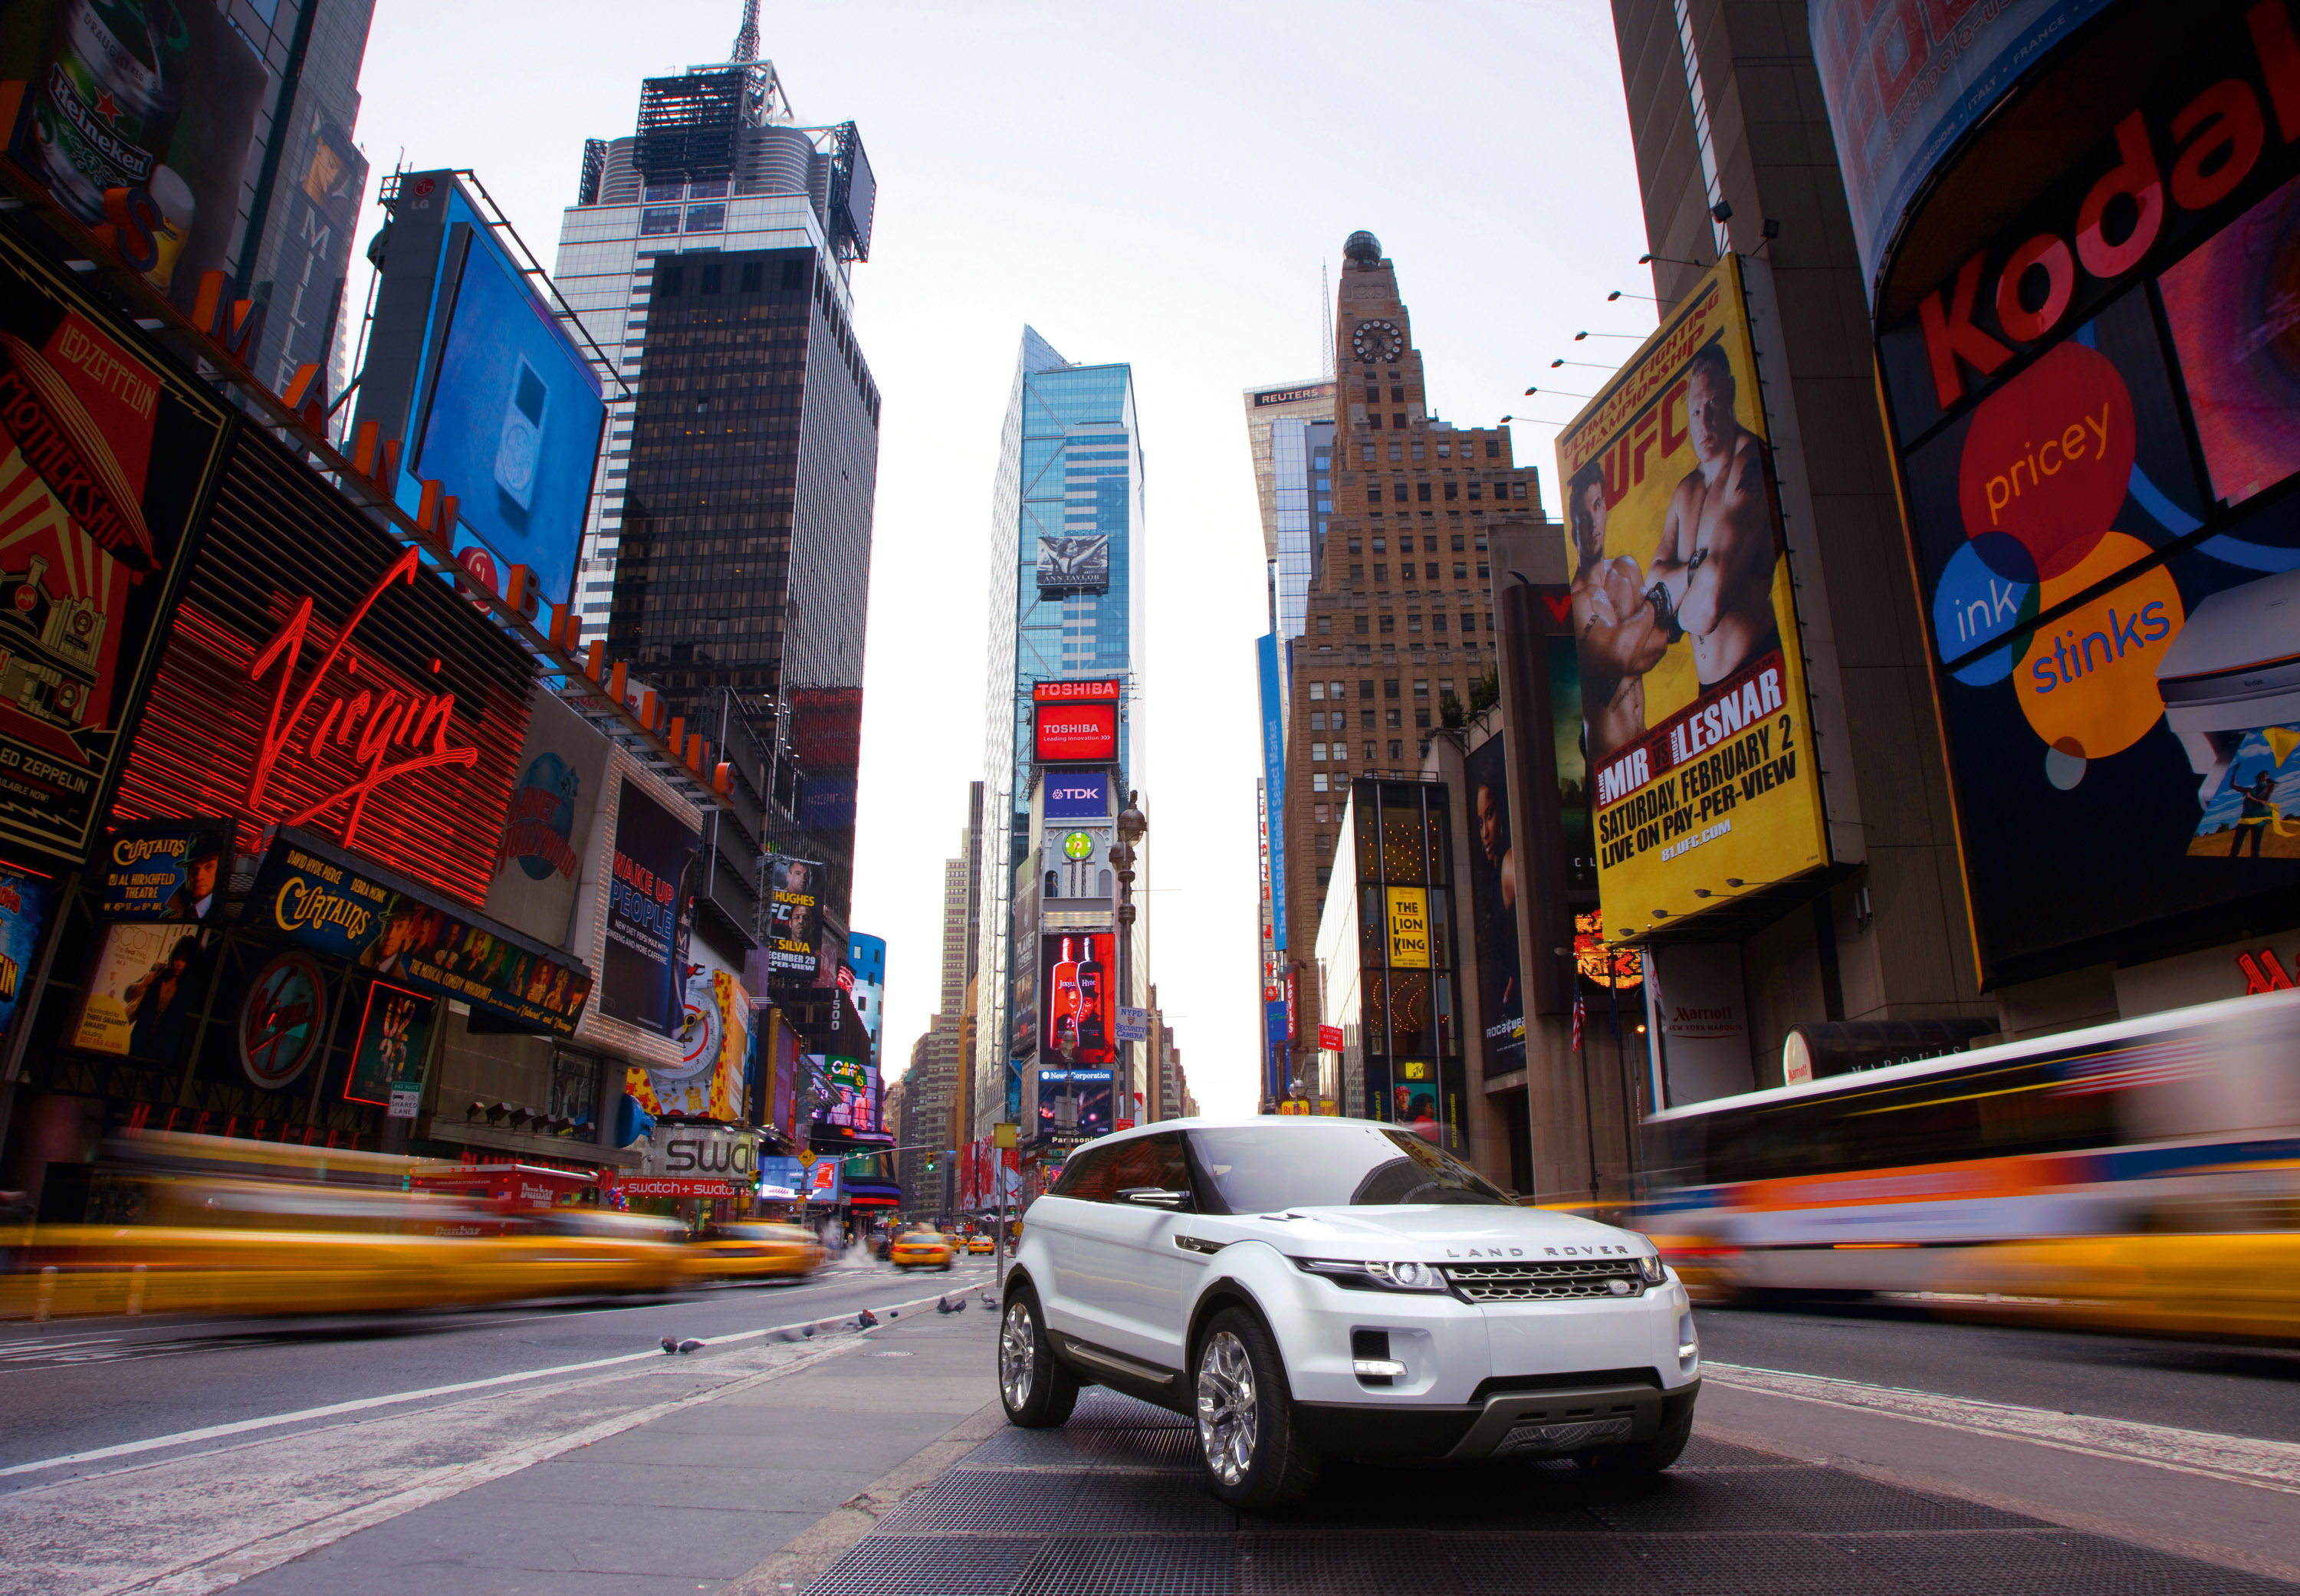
(972, 329, 1148, 1136)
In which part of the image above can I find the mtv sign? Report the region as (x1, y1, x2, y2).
(1046, 771, 1109, 819)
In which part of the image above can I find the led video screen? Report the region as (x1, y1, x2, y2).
(2161, 172, 2300, 509)
(409, 190, 605, 614)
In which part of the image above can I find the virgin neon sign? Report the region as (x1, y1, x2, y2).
(245, 547, 478, 849)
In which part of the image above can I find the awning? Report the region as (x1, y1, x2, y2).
(248, 827, 593, 1035)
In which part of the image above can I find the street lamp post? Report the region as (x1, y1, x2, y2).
(1112, 791, 1148, 1128)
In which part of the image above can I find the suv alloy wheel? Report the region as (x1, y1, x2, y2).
(1192, 1306, 1321, 1509)
(998, 1284, 1079, 1428)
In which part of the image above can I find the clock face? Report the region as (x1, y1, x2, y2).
(1063, 830, 1096, 861)
(1352, 319, 1403, 363)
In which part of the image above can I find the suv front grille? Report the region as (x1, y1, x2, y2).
(1444, 1259, 1646, 1302)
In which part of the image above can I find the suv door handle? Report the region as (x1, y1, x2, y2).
(1117, 1187, 1189, 1208)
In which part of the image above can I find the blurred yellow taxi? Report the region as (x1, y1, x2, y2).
(966, 1234, 993, 1254)
(685, 1221, 826, 1284)
(890, 1229, 955, 1270)
(1932, 1232, 2300, 1344)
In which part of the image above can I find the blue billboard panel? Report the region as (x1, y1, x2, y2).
(1257, 635, 1288, 950)
(409, 189, 605, 614)
(1044, 770, 1109, 819)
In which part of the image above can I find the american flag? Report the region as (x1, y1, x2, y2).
(1572, 993, 1585, 1053)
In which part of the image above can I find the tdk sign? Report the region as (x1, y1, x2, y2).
(1046, 771, 1110, 819)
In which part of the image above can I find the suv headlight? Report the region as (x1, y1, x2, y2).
(1636, 1253, 1667, 1286)
(1296, 1257, 1451, 1292)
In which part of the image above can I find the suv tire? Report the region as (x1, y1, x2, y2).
(1192, 1305, 1321, 1509)
(998, 1284, 1079, 1429)
(1576, 1402, 1694, 1477)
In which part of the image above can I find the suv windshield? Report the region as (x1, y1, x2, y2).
(1188, 1123, 1512, 1212)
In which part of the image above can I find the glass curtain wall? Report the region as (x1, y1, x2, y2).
(1340, 779, 1465, 1151)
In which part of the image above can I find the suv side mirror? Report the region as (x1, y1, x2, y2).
(1118, 1187, 1190, 1209)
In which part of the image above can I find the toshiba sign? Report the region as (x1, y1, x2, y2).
(1035, 702, 1117, 764)
(1033, 679, 1122, 703)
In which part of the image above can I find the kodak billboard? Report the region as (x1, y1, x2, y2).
(1554, 254, 1829, 944)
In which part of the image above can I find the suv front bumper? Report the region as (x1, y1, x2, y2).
(1293, 1377, 1699, 1463)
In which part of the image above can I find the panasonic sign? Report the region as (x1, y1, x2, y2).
(1046, 771, 1109, 819)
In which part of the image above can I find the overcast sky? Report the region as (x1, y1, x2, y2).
(347, 0, 1655, 1115)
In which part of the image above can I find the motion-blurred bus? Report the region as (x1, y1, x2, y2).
(1639, 989, 2300, 1341)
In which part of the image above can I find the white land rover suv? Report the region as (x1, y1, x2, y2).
(997, 1116, 1700, 1508)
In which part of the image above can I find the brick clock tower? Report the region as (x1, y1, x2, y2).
(1276, 231, 1536, 1111)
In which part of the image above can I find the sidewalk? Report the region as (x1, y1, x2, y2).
(227, 1291, 1001, 1596)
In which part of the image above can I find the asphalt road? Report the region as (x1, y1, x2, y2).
(1691, 1299, 2300, 1443)
(0, 1255, 997, 1473)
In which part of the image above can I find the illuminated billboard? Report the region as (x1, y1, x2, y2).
(1867, 5, 2300, 980)
(1040, 931, 1116, 1069)
(1555, 254, 1831, 944)
(1033, 678, 1121, 766)
(2, 2, 270, 320)
(766, 855, 820, 972)
(598, 779, 699, 1037)
(352, 172, 605, 615)
(1037, 534, 1110, 596)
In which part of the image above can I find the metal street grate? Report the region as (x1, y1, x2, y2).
(1066, 1387, 1194, 1428)
(879, 1463, 1234, 1536)
(965, 1423, 1201, 1470)
(1235, 1532, 1470, 1595)
(1830, 1530, 2300, 1596)
(1012, 1536, 1238, 1596)
(803, 1535, 1041, 1596)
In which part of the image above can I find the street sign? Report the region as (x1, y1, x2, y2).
(1318, 1024, 1344, 1052)
(1116, 1007, 1149, 1043)
(798, 1149, 818, 1167)
(994, 1121, 1018, 1150)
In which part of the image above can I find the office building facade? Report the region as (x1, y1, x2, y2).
(972, 330, 1150, 1138)
(1275, 234, 1528, 1112)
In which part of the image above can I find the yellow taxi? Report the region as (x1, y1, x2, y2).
(889, 1227, 955, 1270)
(966, 1233, 994, 1255)
(683, 1221, 826, 1285)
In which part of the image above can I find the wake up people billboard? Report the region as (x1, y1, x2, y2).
(1871, 0, 2300, 981)
(1555, 254, 1831, 945)
(0, 220, 230, 869)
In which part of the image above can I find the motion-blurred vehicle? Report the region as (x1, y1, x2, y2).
(1, 1131, 689, 1321)
(891, 1228, 955, 1270)
(968, 1234, 994, 1254)
(685, 1221, 826, 1284)
(1638, 989, 2300, 1335)
(999, 1118, 1697, 1510)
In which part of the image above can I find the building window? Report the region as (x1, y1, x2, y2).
(1389, 443, 1404, 462)
(741, 260, 764, 292)
(1368, 412, 1382, 429)
(1379, 613, 1395, 633)
(1462, 612, 1477, 635)
(1513, 481, 1526, 498)
(1411, 443, 1426, 462)
(1443, 481, 1458, 501)
(1318, 866, 1332, 888)
(1415, 708, 1431, 729)
(1331, 680, 1346, 699)
(1432, 612, 1447, 632)
(1393, 413, 1407, 429)
(1468, 481, 1483, 500)
(1373, 563, 1388, 581)
(1392, 385, 1406, 402)
(1362, 445, 1376, 463)
(1315, 803, 1330, 823)
(1312, 742, 1326, 760)
(1416, 482, 1432, 503)
(1408, 612, 1423, 632)
(1348, 537, 1362, 554)
(1385, 678, 1400, 699)
(1310, 711, 1326, 731)
(1363, 741, 1377, 760)
(1317, 615, 1332, 634)
(1363, 384, 1379, 402)
(1453, 563, 1467, 580)
(1309, 681, 1326, 700)
(1389, 739, 1404, 760)
(1354, 615, 1369, 633)
(1316, 833, 1333, 855)
(639, 206, 681, 235)
(699, 262, 723, 294)
(684, 203, 726, 232)
(1349, 563, 1364, 581)
(1437, 442, 1451, 458)
(1414, 679, 1430, 698)
(1486, 439, 1501, 458)
(1313, 773, 1329, 793)
(1372, 538, 1385, 553)
(1387, 708, 1401, 728)
(1451, 535, 1466, 551)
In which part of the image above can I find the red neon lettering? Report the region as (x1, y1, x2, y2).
(1918, 251, 2014, 409)
(245, 547, 479, 848)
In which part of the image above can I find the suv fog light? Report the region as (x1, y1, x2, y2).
(1678, 1343, 1698, 1360)
(1352, 1358, 1407, 1379)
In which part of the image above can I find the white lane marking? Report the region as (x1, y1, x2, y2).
(1702, 1361, 2300, 1495)
(93, 1341, 854, 1596)
(0, 1282, 981, 1481)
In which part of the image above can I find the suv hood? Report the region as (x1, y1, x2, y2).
(1236, 1204, 1651, 1260)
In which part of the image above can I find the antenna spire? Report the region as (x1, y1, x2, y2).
(1319, 262, 1334, 382)
(731, 0, 761, 62)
